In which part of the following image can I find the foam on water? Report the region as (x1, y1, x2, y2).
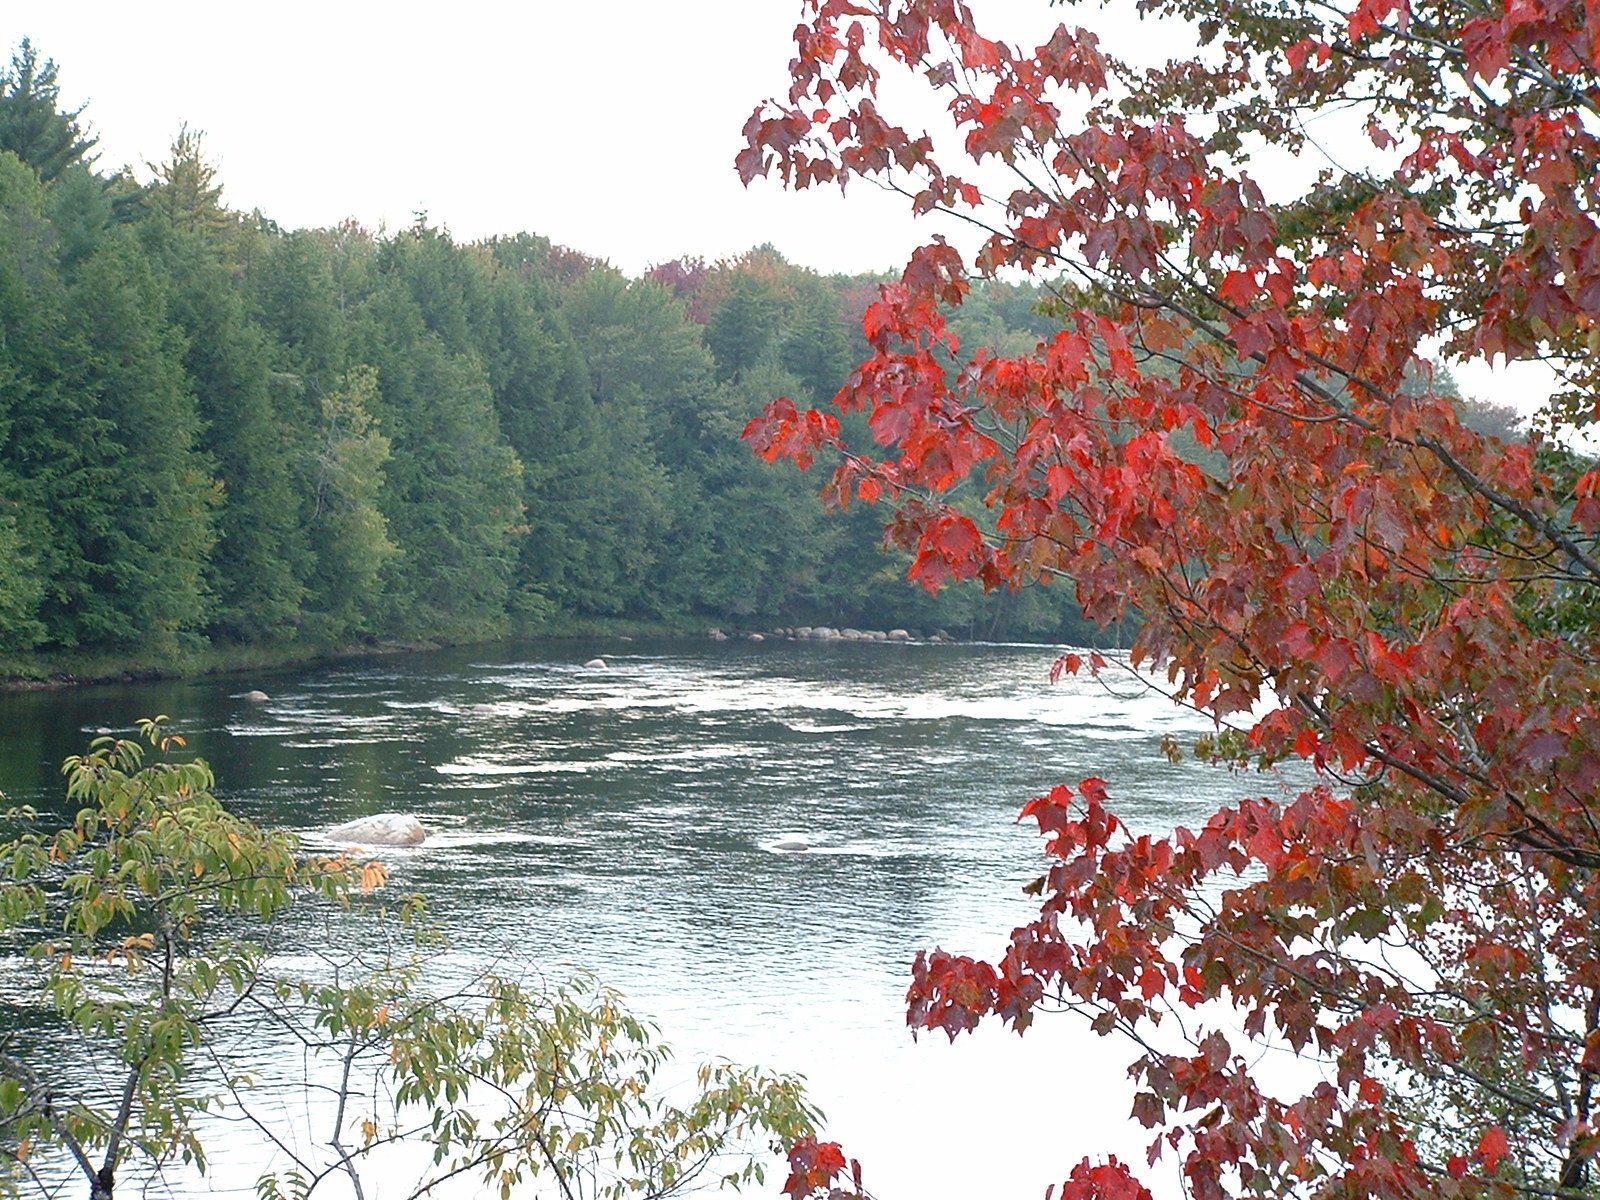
(0, 640, 1312, 1200)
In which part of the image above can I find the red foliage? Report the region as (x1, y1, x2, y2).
(783, 1138, 868, 1200)
(744, 0, 1600, 1195)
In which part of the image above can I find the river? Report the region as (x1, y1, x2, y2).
(0, 639, 1298, 1199)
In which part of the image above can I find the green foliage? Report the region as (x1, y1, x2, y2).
(302, 365, 395, 639)
(0, 724, 816, 1200)
(351, 239, 523, 640)
(144, 125, 228, 241)
(434, 234, 607, 628)
(0, 41, 95, 184)
(144, 216, 310, 643)
(0, 50, 1108, 666)
(47, 227, 217, 653)
(0, 500, 43, 652)
(253, 960, 817, 1200)
(0, 152, 50, 651)
(706, 272, 781, 383)
(0, 719, 359, 1198)
(0, 153, 215, 656)
(553, 269, 688, 616)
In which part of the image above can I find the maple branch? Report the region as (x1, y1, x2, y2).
(1149, 267, 1600, 589)
(1564, 989, 1600, 1189)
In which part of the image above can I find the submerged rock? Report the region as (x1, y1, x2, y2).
(583, 657, 607, 669)
(243, 690, 270, 702)
(327, 814, 427, 846)
(771, 832, 811, 852)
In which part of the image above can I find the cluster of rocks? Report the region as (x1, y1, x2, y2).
(707, 626, 955, 643)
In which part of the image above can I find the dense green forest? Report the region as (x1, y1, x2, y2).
(0, 42, 1106, 676)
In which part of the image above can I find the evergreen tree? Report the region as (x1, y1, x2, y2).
(0, 149, 215, 655)
(302, 365, 395, 639)
(478, 236, 610, 626)
(556, 269, 710, 616)
(244, 227, 350, 384)
(0, 152, 49, 650)
(778, 283, 854, 407)
(350, 234, 522, 639)
(145, 124, 229, 241)
(0, 40, 96, 183)
(44, 160, 115, 268)
(49, 228, 216, 653)
(705, 270, 781, 383)
(143, 218, 308, 642)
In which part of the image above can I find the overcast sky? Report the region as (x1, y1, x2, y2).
(4, 0, 955, 276)
(2, 1, 1546, 408)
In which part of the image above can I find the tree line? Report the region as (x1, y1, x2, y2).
(0, 41, 1102, 675)
(743, 0, 1600, 1196)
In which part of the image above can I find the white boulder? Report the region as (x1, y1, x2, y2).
(327, 814, 428, 846)
(583, 657, 607, 669)
(243, 690, 270, 702)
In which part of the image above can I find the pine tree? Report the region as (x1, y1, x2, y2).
(302, 365, 395, 638)
(0, 40, 96, 183)
(47, 227, 216, 653)
(0, 154, 48, 651)
(145, 124, 229, 241)
(349, 231, 522, 640)
(477, 238, 609, 627)
(144, 218, 308, 642)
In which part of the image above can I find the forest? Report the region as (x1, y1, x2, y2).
(6, 0, 1600, 1192)
(0, 40, 1102, 679)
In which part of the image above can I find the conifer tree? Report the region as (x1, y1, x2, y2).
(145, 124, 229, 241)
(0, 40, 96, 183)
(146, 219, 309, 642)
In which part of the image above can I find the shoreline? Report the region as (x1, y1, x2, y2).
(0, 619, 697, 694)
(0, 621, 1101, 695)
(0, 622, 939, 694)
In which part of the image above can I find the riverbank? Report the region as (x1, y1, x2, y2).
(0, 616, 709, 693)
(0, 614, 1008, 693)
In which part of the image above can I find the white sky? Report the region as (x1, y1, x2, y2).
(2, 1, 1551, 410)
(5, 0, 946, 276)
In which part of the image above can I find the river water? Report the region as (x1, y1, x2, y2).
(0, 640, 1302, 1199)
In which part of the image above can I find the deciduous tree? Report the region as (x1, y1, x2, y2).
(741, 1, 1600, 1196)
(0, 722, 818, 1200)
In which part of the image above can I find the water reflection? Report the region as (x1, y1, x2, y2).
(0, 641, 1308, 1199)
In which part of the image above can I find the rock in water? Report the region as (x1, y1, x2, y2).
(327, 814, 427, 846)
(584, 657, 607, 669)
(771, 832, 811, 852)
(244, 690, 270, 702)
